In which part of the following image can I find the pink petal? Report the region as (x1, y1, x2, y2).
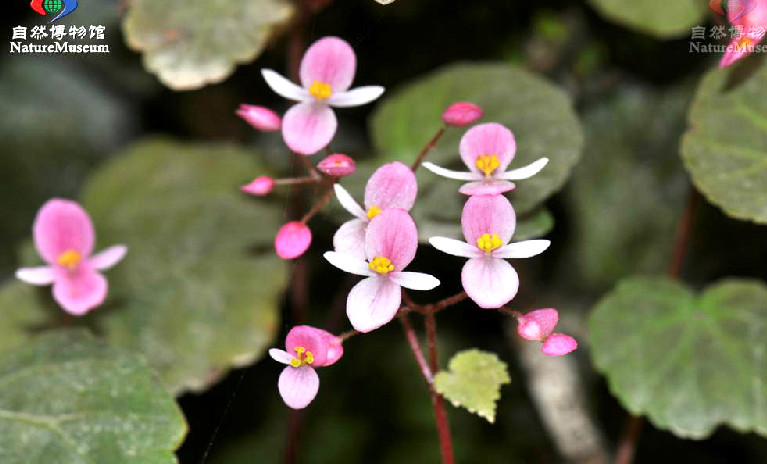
(286, 325, 340, 367)
(541, 333, 578, 356)
(319, 331, 344, 366)
(282, 102, 337, 156)
(333, 218, 368, 260)
(461, 257, 518, 309)
(719, 38, 752, 68)
(278, 366, 320, 409)
(236, 104, 281, 131)
(242, 176, 276, 196)
(89, 245, 127, 271)
(458, 180, 515, 196)
(517, 308, 559, 341)
(365, 209, 418, 271)
(442, 101, 483, 126)
(729, 0, 767, 25)
(299, 37, 356, 93)
(16, 266, 56, 285)
(461, 194, 516, 246)
(346, 276, 401, 333)
(275, 222, 312, 260)
(33, 199, 95, 265)
(459, 123, 516, 174)
(364, 162, 418, 211)
(52, 265, 107, 316)
(318, 153, 356, 177)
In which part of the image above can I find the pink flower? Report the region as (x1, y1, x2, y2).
(332, 162, 417, 260)
(241, 175, 276, 196)
(276, 222, 312, 260)
(269, 325, 344, 409)
(317, 153, 356, 177)
(236, 104, 281, 131)
(422, 122, 548, 195)
(261, 37, 385, 155)
(15, 199, 127, 316)
(541, 334, 578, 356)
(516, 308, 577, 356)
(720, 0, 767, 67)
(428, 195, 549, 309)
(324, 209, 439, 333)
(442, 101, 484, 126)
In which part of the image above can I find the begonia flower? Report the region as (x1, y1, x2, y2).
(269, 325, 344, 409)
(429, 195, 549, 309)
(442, 101, 483, 126)
(422, 122, 548, 195)
(318, 153, 356, 177)
(276, 222, 312, 260)
(262, 37, 385, 155)
(720, 0, 767, 67)
(332, 161, 417, 259)
(324, 209, 439, 333)
(516, 308, 577, 356)
(242, 176, 276, 196)
(236, 104, 281, 131)
(16, 199, 127, 316)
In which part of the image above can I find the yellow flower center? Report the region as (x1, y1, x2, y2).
(57, 249, 82, 270)
(476, 233, 502, 253)
(476, 154, 500, 177)
(368, 256, 394, 274)
(289, 346, 314, 367)
(309, 80, 333, 100)
(367, 205, 382, 220)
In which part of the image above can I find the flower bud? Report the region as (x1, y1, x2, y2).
(516, 308, 558, 341)
(442, 101, 483, 126)
(241, 176, 276, 196)
(541, 333, 578, 356)
(275, 222, 312, 259)
(317, 153, 356, 177)
(236, 104, 281, 132)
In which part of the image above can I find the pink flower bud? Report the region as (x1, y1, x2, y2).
(517, 308, 559, 341)
(541, 333, 578, 356)
(442, 101, 483, 126)
(236, 104, 281, 132)
(241, 176, 276, 196)
(275, 222, 312, 259)
(317, 153, 356, 177)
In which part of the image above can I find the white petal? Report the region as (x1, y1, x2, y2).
(15, 266, 55, 285)
(347, 276, 401, 333)
(429, 237, 483, 259)
(334, 184, 366, 219)
(278, 365, 319, 409)
(499, 158, 549, 180)
(269, 348, 293, 365)
(261, 69, 309, 102)
(422, 162, 482, 181)
(390, 271, 440, 291)
(493, 240, 551, 259)
(333, 219, 367, 260)
(89, 245, 127, 270)
(327, 86, 385, 107)
(461, 257, 519, 309)
(323, 251, 374, 277)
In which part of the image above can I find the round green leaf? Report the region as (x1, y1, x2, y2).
(590, 276, 767, 438)
(0, 329, 186, 464)
(585, 0, 707, 38)
(370, 63, 583, 216)
(123, 0, 294, 90)
(0, 281, 54, 355)
(682, 61, 767, 224)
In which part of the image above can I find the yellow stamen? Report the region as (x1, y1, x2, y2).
(476, 154, 500, 177)
(57, 249, 82, 269)
(368, 256, 395, 274)
(309, 80, 333, 100)
(367, 205, 382, 220)
(476, 233, 502, 253)
(290, 346, 314, 367)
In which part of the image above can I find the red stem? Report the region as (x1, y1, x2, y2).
(411, 127, 446, 171)
(424, 313, 455, 464)
(399, 313, 434, 383)
(300, 185, 335, 223)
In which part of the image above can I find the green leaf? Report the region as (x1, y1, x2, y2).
(434, 349, 511, 423)
(370, 63, 583, 216)
(584, 0, 707, 38)
(590, 276, 767, 438)
(123, 0, 294, 90)
(682, 61, 767, 224)
(0, 329, 186, 464)
(0, 281, 53, 355)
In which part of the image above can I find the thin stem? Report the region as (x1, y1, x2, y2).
(498, 307, 521, 318)
(424, 313, 455, 464)
(300, 185, 335, 224)
(614, 416, 643, 464)
(338, 329, 359, 342)
(283, 410, 304, 464)
(297, 154, 322, 180)
(399, 313, 433, 383)
(411, 126, 447, 172)
(275, 176, 320, 186)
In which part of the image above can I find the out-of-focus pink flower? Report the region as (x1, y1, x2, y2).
(16, 199, 127, 316)
(262, 37, 385, 155)
(324, 209, 439, 333)
(423, 123, 548, 196)
(317, 153, 356, 177)
(442, 102, 484, 127)
(269, 325, 344, 409)
(429, 195, 549, 309)
(241, 176, 276, 196)
(276, 222, 312, 260)
(720, 0, 767, 67)
(541, 333, 578, 356)
(516, 309, 577, 356)
(332, 162, 417, 260)
(236, 104, 281, 132)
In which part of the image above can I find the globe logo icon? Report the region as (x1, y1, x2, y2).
(43, 0, 63, 14)
(30, 0, 78, 22)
